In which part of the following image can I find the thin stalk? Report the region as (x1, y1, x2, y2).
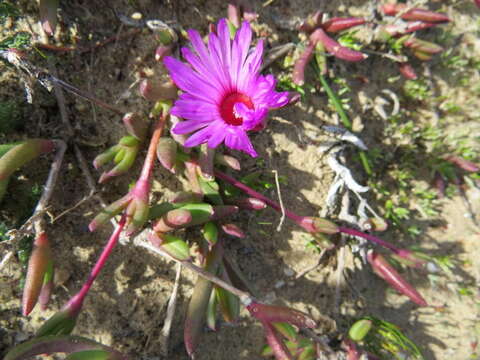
(139, 111, 168, 181)
(68, 215, 126, 309)
(338, 226, 401, 255)
(318, 72, 372, 175)
(135, 238, 252, 305)
(216, 169, 404, 255)
(214, 170, 309, 230)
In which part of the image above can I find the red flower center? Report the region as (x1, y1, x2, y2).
(219, 93, 254, 126)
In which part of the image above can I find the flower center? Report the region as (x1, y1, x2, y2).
(219, 93, 254, 126)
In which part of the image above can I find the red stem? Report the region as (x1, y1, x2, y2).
(139, 111, 168, 181)
(338, 226, 401, 254)
(67, 215, 126, 310)
(215, 169, 404, 255)
(214, 169, 307, 228)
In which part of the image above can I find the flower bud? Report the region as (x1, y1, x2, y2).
(361, 217, 388, 232)
(0, 139, 54, 181)
(300, 217, 339, 234)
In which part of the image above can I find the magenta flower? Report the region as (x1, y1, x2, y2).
(164, 19, 289, 157)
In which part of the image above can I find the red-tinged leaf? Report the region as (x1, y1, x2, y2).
(214, 153, 241, 171)
(292, 42, 315, 85)
(476, 0, 480, 9)
(39, 259, 55, 311)
(380, 4, 450, 23)
(0, 139, 54, 181)
(227, 197, 266, 210)
(444, 155, 480, 173)
(398, 62, 418, 80)
(155, 45, 172, 62)
(4, 335, 128, 360)
(404, 21, 439, 34)
(206, 290, 218, 331)
(153, 209, 192, 233)
(247, 302, 317, 329)
(321, 17, 366, 33)
(139, 79, 177, 101)
(310, 28, 367, 62)
(122, 112, 148, 141)
(404, 38, 443, 54)
(184, 244, 223, 358)
(221, 223, 245, 238)
(22, 232, 52, 316)
(412, 50, 432, 61)
(367, 251, 428, 306)
(214, 285, 240, 323)
(39, 0, 59, 35)
(262, 322, 293, 360)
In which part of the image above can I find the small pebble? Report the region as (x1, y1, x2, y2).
(131, 12, 143, 20)
(283, 267, 295, 277)
(274, 280, 285, 289)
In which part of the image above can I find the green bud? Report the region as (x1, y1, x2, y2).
(348, 319, 372, 341)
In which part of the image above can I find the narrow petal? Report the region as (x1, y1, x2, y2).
(184, 123, 219, 147)
(208, 32, 232, 92)
(164, 57, 220, 103)
(181, 47, 223, 92)
(231, 21, 252, 88)
(224, 128, 257, 157)
(207, 123, 227, 148)
(217, 19, 232, 70)
(238, 40, 264, 92)
(172, 119, 210, 135)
